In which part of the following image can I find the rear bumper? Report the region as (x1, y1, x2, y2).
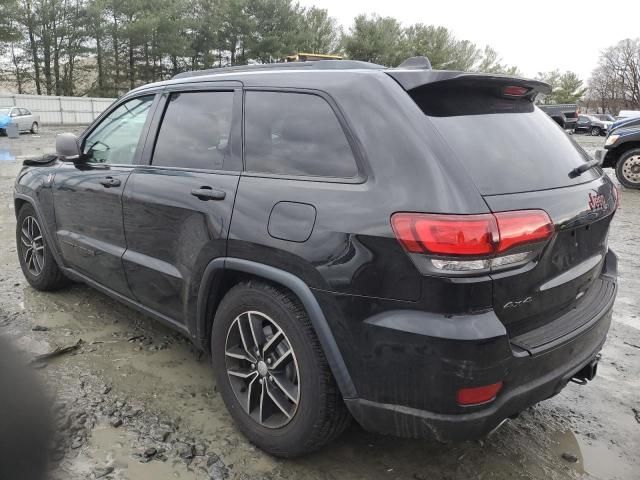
(343, 250, 617, 441)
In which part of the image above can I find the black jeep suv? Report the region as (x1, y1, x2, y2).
(14, 58, 618, 457)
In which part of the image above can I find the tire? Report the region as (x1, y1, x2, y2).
(16, 204, 70, 291)
(211, 281, 350, 457)
(615, 148, 640, 189)
(590, 126, 601, 136)
(30, 122, 38, 134)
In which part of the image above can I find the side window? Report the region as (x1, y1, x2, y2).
(152, 91, 234, 170)
(10, 109, 18, 117)
(244, 91, 358, 178)
(83, 95, 154, 164)
(21, 108, 31, 115)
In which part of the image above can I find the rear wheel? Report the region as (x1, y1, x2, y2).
(211, 281, 350, 457)
(16, 204, 70, 291)
(590, 126, 601, 136)
(615, 148, 640, 189)
(30, 122, 38, 134)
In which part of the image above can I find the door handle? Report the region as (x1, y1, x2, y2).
(100, 177, 121, 188)
(191, 187, 226, 201)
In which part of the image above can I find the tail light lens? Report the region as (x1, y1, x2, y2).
(502, 85, 529, 97)
(391, 210, 553, 273)
(456, 382, 503, 406)
(612, 185, 620, 209)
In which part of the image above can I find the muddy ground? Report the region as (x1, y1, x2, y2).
(0, 128, 638, 480)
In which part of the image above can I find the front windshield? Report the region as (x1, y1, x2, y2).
(0, 108, 10, 116)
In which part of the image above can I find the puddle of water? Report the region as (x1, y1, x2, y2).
(551, 429, 634, 479)
(0, 149, 16, 161)
(68, 425, 204, 480)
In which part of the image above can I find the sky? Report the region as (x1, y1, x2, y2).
(298, 0, 640, 81)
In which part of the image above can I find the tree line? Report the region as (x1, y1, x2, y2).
(586, 38, 640, 114)
(0, 0, 521, 98)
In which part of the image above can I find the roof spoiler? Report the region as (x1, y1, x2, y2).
(387, 69, 552, 98)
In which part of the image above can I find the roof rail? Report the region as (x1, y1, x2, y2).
(172, 60, 384, 80)
(396, 56, 432, 70)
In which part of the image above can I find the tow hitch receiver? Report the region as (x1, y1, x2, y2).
(570, 355, 600, 385)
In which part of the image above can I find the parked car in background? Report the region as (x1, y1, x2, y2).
(0, 107, 40, 135)
(594, 114, 615, 123)
(14, 58, 618, 456)
(538, 104, 579, 129)
(574, 114, 611, 136)
(596, 115, 640, 189)
(616, 110, 640, 120)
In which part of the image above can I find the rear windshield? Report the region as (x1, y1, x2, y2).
(410, 85, 600, 195)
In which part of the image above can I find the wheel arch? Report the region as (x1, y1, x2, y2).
(605, 141, 640, 168)
(14, 197, 28, 218)
(197, 257, 357, 399)
(13, 193, 67, 269)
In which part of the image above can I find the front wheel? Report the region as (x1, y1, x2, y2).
(590, 126, 602, 136)
(30, 122, 39, 134)
(211, 282, 350, 457)
(615, 148, 640, 189)
(16, 204, 70, 291)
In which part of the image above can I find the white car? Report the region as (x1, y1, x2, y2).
(0, 106, 40, 135)
(616, 110, 640, 120)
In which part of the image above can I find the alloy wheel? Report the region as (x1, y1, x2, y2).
(621, 155, 640, 185)
(20, 216, 45, 276)
(224, 310, 300, 428)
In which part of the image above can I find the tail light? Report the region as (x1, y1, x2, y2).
(391, 210, 553, 273)
(612, 185, 620, 210)
(502, 85, 530, 97)
(456, 382, 503, 406)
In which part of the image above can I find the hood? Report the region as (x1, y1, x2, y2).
(0, 115, 11, 128)
(611, 116, 640, 132)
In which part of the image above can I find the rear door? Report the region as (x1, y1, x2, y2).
(53, 94, 157, 296)
(122, 84, 242, 325)
(390, 73, 617, 343)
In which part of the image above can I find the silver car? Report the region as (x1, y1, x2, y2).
(0, 106, 40, 134)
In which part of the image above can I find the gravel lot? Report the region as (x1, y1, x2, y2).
(1, 127, 639, 480)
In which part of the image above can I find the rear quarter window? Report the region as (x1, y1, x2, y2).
(244, 91, 358, 178)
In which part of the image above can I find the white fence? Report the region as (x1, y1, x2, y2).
(0, 93, 116, 125)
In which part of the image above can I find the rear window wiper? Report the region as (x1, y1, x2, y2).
(569, 159, 601, 178)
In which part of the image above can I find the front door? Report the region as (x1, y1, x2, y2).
(53, 94, 156, 296)
(122, 87, 241, 324)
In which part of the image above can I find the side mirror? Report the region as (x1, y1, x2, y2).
(55, 133, 82, 162)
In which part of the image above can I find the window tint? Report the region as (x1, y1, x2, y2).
(153, 91, 234, 170)
(83, 95, 154, 164)
(244, 91, 358, 178)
